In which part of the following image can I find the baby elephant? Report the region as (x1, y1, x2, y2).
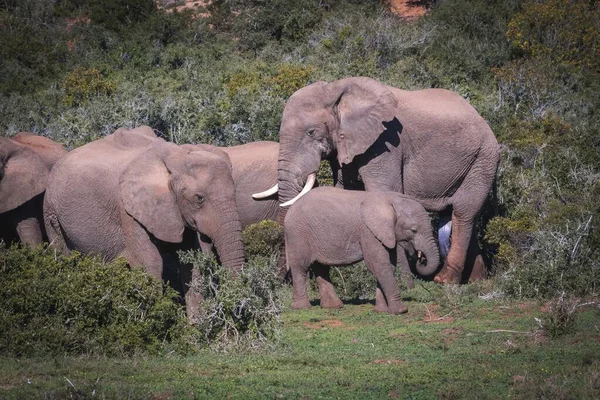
(284, 187, 440, 314)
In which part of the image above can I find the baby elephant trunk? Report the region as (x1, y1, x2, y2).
(413, 233, 440, 277)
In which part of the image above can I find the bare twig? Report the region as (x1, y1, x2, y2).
(64, 377, 75, 389)
(485, 329, 534, 335)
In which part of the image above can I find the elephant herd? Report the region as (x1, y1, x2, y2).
(0, 77, 500, 316)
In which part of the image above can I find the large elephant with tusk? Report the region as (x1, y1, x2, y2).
(253, 77, 500, 284)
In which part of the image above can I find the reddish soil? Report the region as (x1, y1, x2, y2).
(389, 0, 427, 19)
(423, 304, 455, 323)
(157, 1, 427, 20)
(159, 0, 211, 17)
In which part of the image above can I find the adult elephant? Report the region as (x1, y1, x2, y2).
(44, 126, 244, 317)
(184, 141, 280, 229)
(254, 77, 500, 284)
(0, 133, 67, 246)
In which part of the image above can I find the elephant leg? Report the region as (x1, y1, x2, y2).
(313, 264, 343, 309)
(179, 261, 203, 322)
(434, 143, 498, 285)
(12, 201, 42, 247)
(362, 234, 407, 315)
(121, 212, 164, 283)
(374, 283, 389, 313)
(290, 263, 311, 309)
(434, 213, 472, 284)
(461, 228, 486, 283)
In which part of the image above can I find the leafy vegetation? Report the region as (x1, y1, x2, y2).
(0, 244, 190, 356)
(178, 250, 283, 351)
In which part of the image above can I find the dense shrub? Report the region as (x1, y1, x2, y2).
(242, 220, 284, 259)
(0, 244, 190, 356)
(62, 67, 115, 106)
(178, 250, 282, 351)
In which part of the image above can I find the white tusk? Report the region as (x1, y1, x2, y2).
(280, 173, 316, 207)
(252, 184, 279, 199)
(417, 251, 423, 259)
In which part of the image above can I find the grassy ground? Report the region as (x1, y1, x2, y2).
(1, 286, 599, 399)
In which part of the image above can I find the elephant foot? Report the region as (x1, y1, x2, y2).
(373, 303, 389, 313)
(433, 264, 462, 285)
(291, 298, 312, 310)
(387, 302, 408, 315)
(320, 297, 343, 309)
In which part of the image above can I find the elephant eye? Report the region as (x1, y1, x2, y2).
(195, 194, 205, 205)
(306, 129, 315, 137)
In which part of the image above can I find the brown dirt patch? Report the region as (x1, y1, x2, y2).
(373, 359, 405, 365)
(159, 0, 211, 17)
(389, 0, 427, 20)
(303, 319, 351, 330)
(423, 304, 454, 323)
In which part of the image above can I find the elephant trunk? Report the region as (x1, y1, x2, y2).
(212, 215, 244, 276)
(413, 233, 440, 276)
(277, 158, 305, 208)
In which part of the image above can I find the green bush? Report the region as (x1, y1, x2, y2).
(62, 67, 116, 106)
(0, 244, 190, 356)
(178, 251, 282, 351)
(242, 220, 283, 259)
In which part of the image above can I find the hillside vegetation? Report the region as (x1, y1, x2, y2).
(2, 0, 598, 298)
(1, 1, 599, 397)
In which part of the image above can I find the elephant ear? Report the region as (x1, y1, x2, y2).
(328, 77, 398, 166)
(360, 194, 397, 249)
(119, 146, 185, 243)
(0, 138, 50, 214)
(109, 125, 159, 148)
(181, 144, 233, 174)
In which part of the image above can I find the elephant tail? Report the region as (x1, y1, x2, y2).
(43, 204, 69, 255)
(438, 213, 452, 260)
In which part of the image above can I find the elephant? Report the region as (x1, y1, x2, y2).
(284, 187, 439, 315)
(0, 132, 67, 246)
(43, 126, 245, 318)
(254, 77, 500, 284)
(183, 141, 280, 228)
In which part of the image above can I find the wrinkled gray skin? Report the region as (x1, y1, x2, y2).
(275, 77, 500, 284)
(285, 187, 439, 314)
(44, 126, 244, 318)
(183, 141, 280, 228)
(0, 133, 67, 246)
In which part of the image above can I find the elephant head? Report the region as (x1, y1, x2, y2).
(0, 137, 53, 215)
(119, 142, 244, 273)
(253, 77, 398, 206)
(360, 193, 439, 276)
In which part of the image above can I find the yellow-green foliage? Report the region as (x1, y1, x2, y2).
(317, 160, 334, 187)
(242, 220, 284, 259)
(225, 70, 262, 97)
(507, 0, 600, 71)
(63, 67, 115, 107)
(485, 215, 536, 265)
(268, 64, 315, 97)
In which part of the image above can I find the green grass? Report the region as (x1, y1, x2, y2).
(1, 288, 598, 399)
